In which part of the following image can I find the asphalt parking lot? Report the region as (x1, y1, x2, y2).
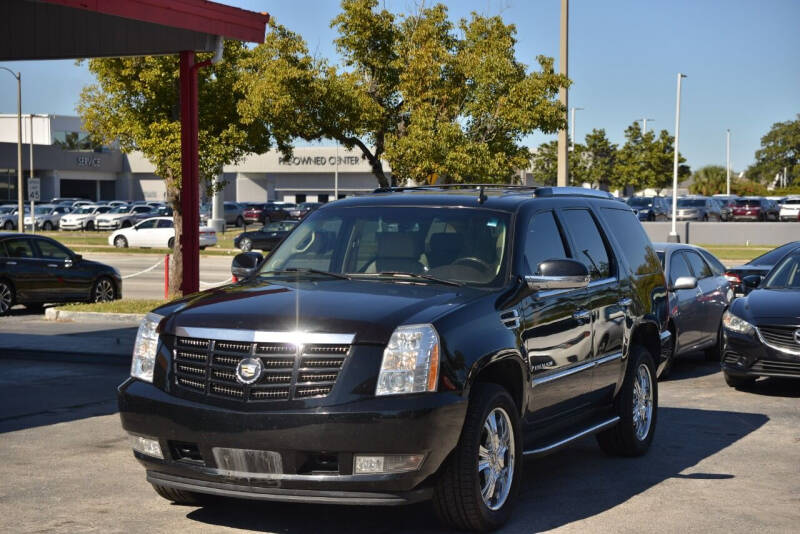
(0, 351, 797, 534)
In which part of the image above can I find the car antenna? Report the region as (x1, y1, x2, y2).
(478, 185, 487, 204)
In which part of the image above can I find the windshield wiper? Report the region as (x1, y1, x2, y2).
(357, 271, 462, 287)
(260, 268, 350, 280)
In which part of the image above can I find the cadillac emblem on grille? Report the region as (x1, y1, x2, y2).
(236, 357, 263, 385)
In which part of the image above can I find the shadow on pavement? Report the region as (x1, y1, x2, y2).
(736, 377, 800, 398)
(184, 406, 768, 534)
(661, 353, 722, 381)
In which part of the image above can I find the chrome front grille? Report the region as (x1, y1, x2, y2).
(172, 334, 351, 402)
(758, 326, 800, 353)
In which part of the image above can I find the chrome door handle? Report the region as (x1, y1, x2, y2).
(573, 309, 591, 322)
(5, 261, 17, 265)
(618, 297, 633, 307)
(47, 263, 58, 268)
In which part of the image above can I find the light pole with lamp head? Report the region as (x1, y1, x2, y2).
(668, 73, 687, 242)
(0, 67, 23, 232)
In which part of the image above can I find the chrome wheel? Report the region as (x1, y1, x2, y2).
(632, 363, 653, 440)
(114, 236, 128, 248)
(478, 407, 515, 511)
(240, 238, 253, 252)
(93, 278, 115, 302)
(0, 282, 13, 315)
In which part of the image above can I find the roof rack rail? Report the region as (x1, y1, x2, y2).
(372, 183, 539, 193)
(533, 186, 615, 200)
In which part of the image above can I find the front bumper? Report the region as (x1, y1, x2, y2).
(118, 375, 466, 505)
(97, 220, 122, 229)
(721, 328, 800, 379)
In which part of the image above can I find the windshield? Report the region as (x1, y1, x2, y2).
(678, 199, 705, 207)
(749, 242, 800, 266)
(75, 206, 95, 214)
(109, 206, 129, 214)
(735, 199, 760, 207)
(627, 198, 652, 207)
(260, 206, 510, 286)
(763, 254, 800, 289)
(34, 206, 51, 215)
(784, 198, 800, 205)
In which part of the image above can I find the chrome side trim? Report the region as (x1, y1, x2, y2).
(532, 360, 594, 386)
(660, 330, 672, 342)
(755, 328, 800, 356)
(588, 277, 617, 288)
(525, 274, 590, 291)
(523, 416, 620, 457)
(173, 327, 355, 346)
(532, 352, 622, 386)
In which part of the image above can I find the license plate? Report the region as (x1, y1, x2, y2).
(212, 447, 283, 475)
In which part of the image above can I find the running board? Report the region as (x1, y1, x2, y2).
(523, 416, 620, 458)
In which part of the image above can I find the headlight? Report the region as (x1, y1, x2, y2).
(131, 312, 163, 382)
(376, 324, 440, 396)
(722, 310, 754, 336)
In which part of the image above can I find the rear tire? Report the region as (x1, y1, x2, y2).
(723, 370, 756, 389)
(597, 345, 657, 457)
(433, 383, 521, 532)
(114, 235, 128, 248)
(151, 483, 214, 506)
(3, 221, 12, 230)
(168, 237, 175, 250)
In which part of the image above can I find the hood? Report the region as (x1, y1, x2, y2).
(159, 277, 487, 345)
(735, 289, 800, 322)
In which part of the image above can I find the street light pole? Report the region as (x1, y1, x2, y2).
(570, 107, 583, 150)
(29, 113, 35, 235)
(556, 0, 569, 186)
(0, 67, 23, 232)
(334, 141, 339, 200)
(669, 73, 687, 242)
(726, 129, 731, 196)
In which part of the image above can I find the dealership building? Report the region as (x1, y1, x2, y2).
(0, 114, 540, 205)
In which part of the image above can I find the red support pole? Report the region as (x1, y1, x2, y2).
(164, 253, 170, 299)
(179, 50, 200, 295)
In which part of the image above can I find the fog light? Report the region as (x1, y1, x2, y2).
(353, 454, 425, 474)
(129, 434, 163, 459)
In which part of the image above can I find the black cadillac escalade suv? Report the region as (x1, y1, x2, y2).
(118, 185, 670, 531)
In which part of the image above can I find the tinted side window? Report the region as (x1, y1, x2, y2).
(560, 209, 611, 279)
(669, 253, 693, 285)
(4, 238, 34, 258)
(600, 208, 660, 275)
(35, 239, 71, 260)
(699, 249, 725, 276)
(523, 211, 570, 273)
(156, 219, 174, 229)
(685, 251, 712, 279)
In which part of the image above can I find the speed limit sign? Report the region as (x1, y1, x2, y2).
(28, 178, 40, 201)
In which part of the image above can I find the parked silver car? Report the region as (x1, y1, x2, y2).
(675, 196, 722, 221)
(95, 204, 156, 230)
(655, 243, 732, 377)
(23, 204, 73, 230)
(199, 201, 245, 227)
(0, 205, 19, 230)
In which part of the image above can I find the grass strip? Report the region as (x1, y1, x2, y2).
(55, 299, 168, 314)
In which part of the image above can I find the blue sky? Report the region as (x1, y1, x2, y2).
(0, 0, 797, 172)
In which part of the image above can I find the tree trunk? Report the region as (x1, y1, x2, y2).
(346, 136, 391, 189)
(166, 176, 183, 298)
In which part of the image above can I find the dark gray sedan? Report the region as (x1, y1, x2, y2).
(655, 243, 733, 377)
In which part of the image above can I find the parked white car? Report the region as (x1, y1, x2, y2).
(779, 196, 800, 222)
(108, 217, 217, 249)
(24, 204, 72, 230)
(59, 204, 113, 231)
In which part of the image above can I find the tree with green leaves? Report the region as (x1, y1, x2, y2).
(616, 122, 689, 193)
(529, 140, 587, 186)
(571, 128, 617, 189)
(78, 42, 271, 296)
(238, 0, 569, 187)
(689, 165, 726, 196)
(746, 114, 799, 186)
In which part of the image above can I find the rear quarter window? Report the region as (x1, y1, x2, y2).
(600, 208, 661, 275)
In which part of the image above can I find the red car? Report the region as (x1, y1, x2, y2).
(731, 197, 779, 221)
(242, 203, 289, 225)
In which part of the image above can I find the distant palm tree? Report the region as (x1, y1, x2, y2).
(689, 165, 726, 196)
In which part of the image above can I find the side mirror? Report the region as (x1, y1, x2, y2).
(64, 257, 73, 268)
(670, 276, 697, 291)
(742, 275, 762, 289)
(525, 259, 590, 291)
(231, 252, 263, 279)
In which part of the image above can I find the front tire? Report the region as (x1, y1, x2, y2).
(168, 237, 175, 250)
(85, 221, 95, 231)
(3, 221, 12, 230)
(235, 215, 245, 227)
(43, 221, 54, 231)
(92, 277, 115, 302)
(433, 383, 521, 532)
(723, 370, 756, 389)
(0, 280, 14, 316)
(239, 238, 253, 252)
(114, 235, 128, 248)
(597, 345, 657, 457)
(151, 483, 213, 506)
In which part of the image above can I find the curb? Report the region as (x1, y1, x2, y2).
(45, 308, 145, 323)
